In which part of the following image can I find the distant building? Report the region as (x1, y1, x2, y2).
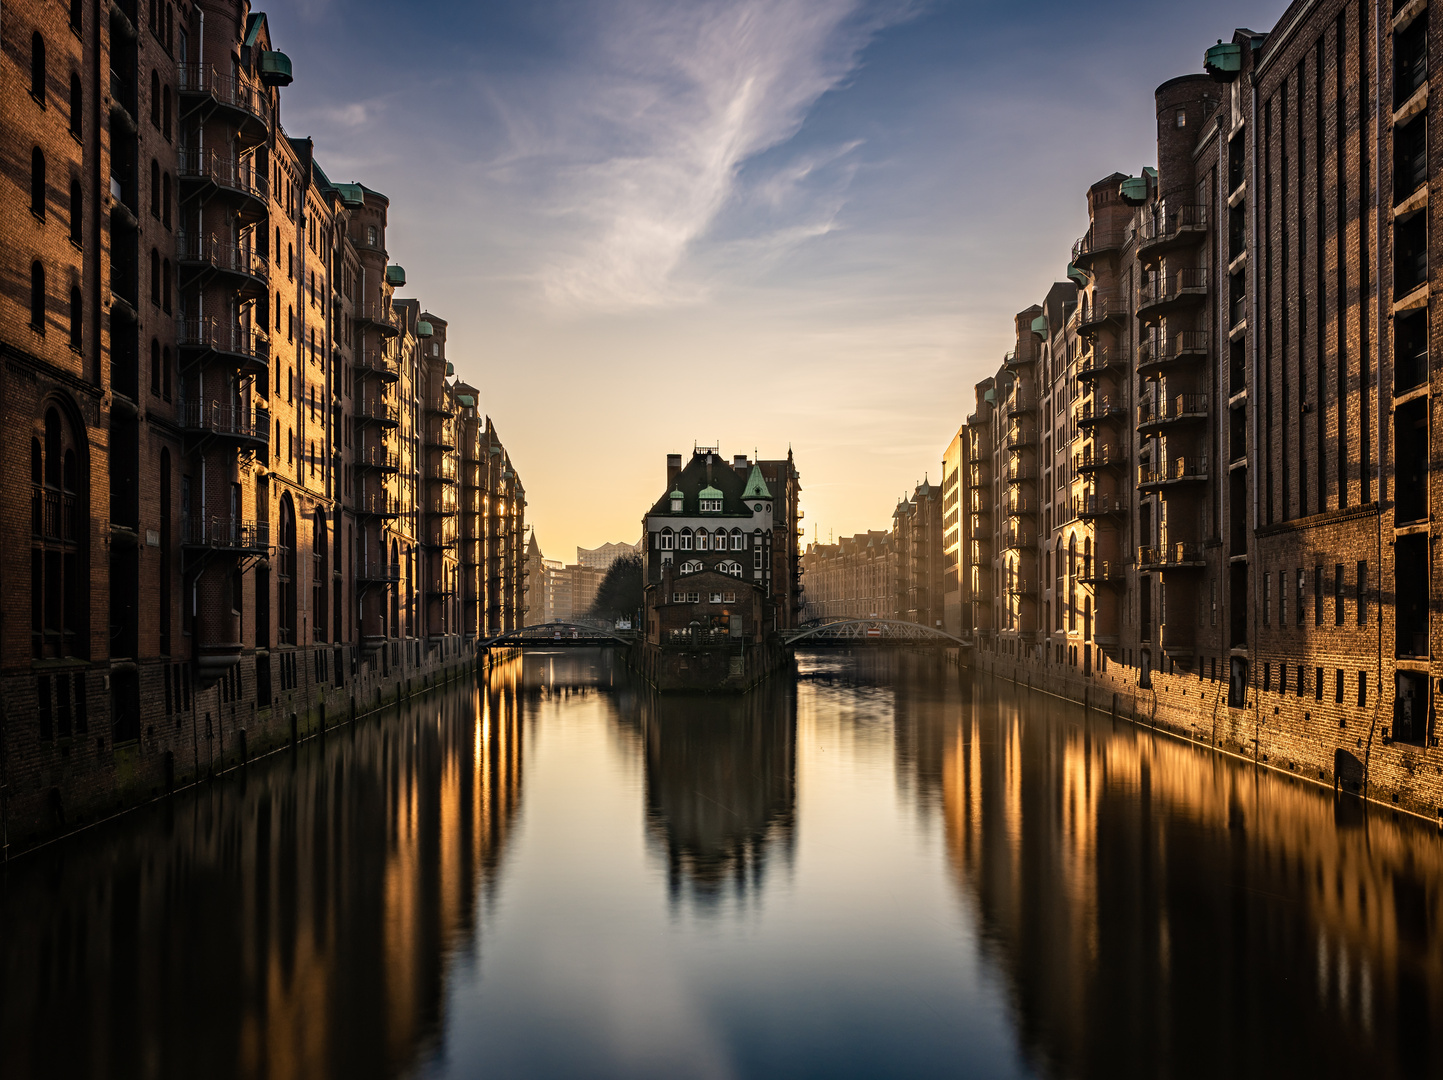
(577, 540, 643, 569)
(800, 532, 896, 621)
(894, 480, 944, 628)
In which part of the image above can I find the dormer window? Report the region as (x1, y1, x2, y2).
(700, 498, 722, 512)
(670, 488, 683, 512)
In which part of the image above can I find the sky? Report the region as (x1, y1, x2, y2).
(270, 0, 1290, 563)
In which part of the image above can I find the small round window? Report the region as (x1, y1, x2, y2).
(754, 503, 763, 512)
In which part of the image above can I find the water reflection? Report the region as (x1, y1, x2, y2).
(945, 678, 1443, 1079)
(0, 663, 526, 1080)
(638, 680, 797, 910)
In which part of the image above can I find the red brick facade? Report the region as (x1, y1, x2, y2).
(0, 2, 526, 853)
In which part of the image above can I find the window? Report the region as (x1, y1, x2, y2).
(1335, 564, 1345, 625)
(69, 180, 82, 245)
(68, 287, 81, 351)
(31, 33, 46, 103)
(1263, 661, 1271, 692)
(150, 248, 160, 305)
(1315, 666, 1324, 701)
(162, 173, 171, 228)
(31, 147, 46, 218)
(150, 70, 161, 128)
(71, 0, 83, 32)
(30, 261, 46, 331)
(700, 498, 722, 512)
(31, 407, 84, 659)
(1279, 572, 1287, 627)
(151, 160, 161, 218)
(1176, 108, 1186, 128)
(659, 529, 674, 550)
(694, 529, 708, 552)
(1314, 565, 1323, 625)
(1263, 573, 1271, 626)
(367, 225, 378, 246)
(709, 592, 722, 604)
(731, 529, 743, 551)
(1335, 669, 1345, 704)
(1357, 560, 1368, 625)
(1358, 671, 1367, 707)
(1296, 568, 1305, 625)
(723, 592, 736, 603)
(1297, 665, 1306, 698)
(162, 258, 172, 312)
(687, 592, 699, 604)
(672, 592, 684, 603)
(162, 86, 171, 139)
(679, 530, 692, 551)
(754, 547, 763, 569)
(151, 339, 161, 394)
(69, 74, 82, 137)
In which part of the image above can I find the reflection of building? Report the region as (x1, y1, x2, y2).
(0, 1, 528, 851)
(640, 680, 797, 907)
(940, 681, 1443, 1077)
(0, 674, 525, 1077)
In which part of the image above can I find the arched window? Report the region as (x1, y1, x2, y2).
(150, 249, 160, 305)
(150, 70, 161, 128)
(278, 495, 297, 645)
(679, 528, 693, 551)
(32, 404, 86, 659)
(69, 179, 82, 244)
(149, 0, 158, 31)
(288, 243, 294, 280)
(161, 346, 171, 401)
(694, 529, 708, 551)
(31, 33, 46, 103)
(162, 259, 172, 312)
(69, 287, 82, 351)
(313, 512, 328, 643)
(1067, 537, 1077, 632)
(150, 160, 160, 218)
(69, 74, 82, 136)
(162, 86, 172, 139)
(31, 147, 46, 217)
(150, 339, 161, 394)
(731, 528, 743, 551)
(659, 528, 674, 550)
(31, 261, 46, 331)
(162, 173, 172, 228)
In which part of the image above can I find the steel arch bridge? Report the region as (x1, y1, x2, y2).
(780, 619, 969, 647)
(482, 622, 636, 649)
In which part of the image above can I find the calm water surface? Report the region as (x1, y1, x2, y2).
(3, 651, 1441, 1079)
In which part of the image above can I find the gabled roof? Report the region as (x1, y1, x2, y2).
(648, 450, 752, 517)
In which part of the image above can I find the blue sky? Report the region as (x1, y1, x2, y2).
(271, 0, 1290, 562)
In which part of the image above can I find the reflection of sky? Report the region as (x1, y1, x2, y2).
(426, 662, 1031, 1079)
(272, 0, 1289, 559)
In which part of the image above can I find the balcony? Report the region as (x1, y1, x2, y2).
(181, 517, 269, 553)
(177, 64, 271, 144)
(1003, 528, 1033, 550)
(1137, 394, 1208, 432)
(355, 494, 400, 518)
(426, 420, 456, 451)
(425, 498, 459, 517)
(1006, 578, 1037, 596)
(356, 398, 400, 427)
(1005, 423, 1036, 449)
(426, 398, 456, 418)
(1137, 543, 1206, 571)
(967, 467, 990, 490)
(968, 492, 991, 517)
(1075, 444, 1123, 473)
(356, 560, 400, 585)
(180, 401, 270, 449)
(1006, 391, 1034, 416)
(109, 68, 137, 127)
(176, 150, 268, 221)
(1136, 204, 1208, 262)
(1071, 225, 1123, 269)
(355, 446, 398, 472)
(176, 318, 270, 376)
(1004, 461, 1036, 483)
(32, 489, 78, 542)
(1139, 456, 1209, 489)
(1003, 348, 1032, 369)
(355, 302, 400, 337)
(1138, 267, 1209, 320)
(1137, 331, 1209, 376)
(1077, 295, 1125, 335)
(178, 234, 268, 294)
(428, 457, 459, 484)
(1073, 491, 1126, 519)
(1077, 347, 1125, 381)
(1080, 560, 1126, 586)
(1075, 395, 1124, 428)
(1004, 492, 1036, 516)
(354, 348, 399, 381)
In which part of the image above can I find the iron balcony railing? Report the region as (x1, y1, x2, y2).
(1137, 204, 1208, 247)
(1071, 225, 1122, 263)
(355, 301, 398, 334)
(1005, 423, 1036, 449)
(1004, 461, 1036, 482)
(181, 401, 270, 442)
(175, 317, 271, 365)
(1137, 394, 1209, 427)
(356, 560, 400, 583)
(355, 445, 397, 470)
(176, 149, 269, 202)
(1003, 528, 1033, 550)
(1005, 492, 1035, 515)
(968, 492, 991, 515)
(1078, 295, 1125, 329)
(1138, 542, 1206, 569)
(1081, 560, 1126, 584)
(968, 467, 989, 489)
(666, 627, 736, 647)
(1138, 330, 1209, 369)
(177, 233, 269, 282)
(1006, 578, 1036, 596)
(182, 516, 269, 551)
(355, 494, 400, 517)
(177, 64, 271, 129)
(1074, 443, 1122, 471)
(1139, 456, 1209, 487)
(32, 489, 78, 542)
(356, 398, 399, 425)
(354, 348, 399, 379)
(1139, 267, 1209, 309)
(1007, 391, 1035, 415)
(1075, 396, 1123, 426)
(1073, 491, 1126, 518)
(1077, 347, 1125, 378)
(429, 457, 459, 482)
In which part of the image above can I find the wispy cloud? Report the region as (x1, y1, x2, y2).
(516, 0, 915, 312)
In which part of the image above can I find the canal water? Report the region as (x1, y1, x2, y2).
(2, 651, 1441, 1079)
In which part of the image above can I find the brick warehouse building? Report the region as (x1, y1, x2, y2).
(956, 0, 1443, 819)
(0, 0, 526, 852)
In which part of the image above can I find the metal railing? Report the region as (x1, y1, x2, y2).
(1075, 396, 1121, 425)
(357, 560, 400, 583)
(1006, 578, 1036, 596)
(1139, 267, 1209, 307)
(1078, 295, 1125, 327)
(1071, 226, 1122, 262)
(1137, 204, 1208, 245)
(1005, 492, 1035, 514)
(177, 64, 271, 128)
(356, 398, 399, 424)
(1081, 560, 1126, 584)
(176, 149, 269, 202)
(666, 627, 736, 647)
(175, 317, 271, 364)
(1003, 528, 1033, 550)
(1138, 542, 1205, 568)
(355, 494, 399, 516)
(354, 349, 398, 378)
(1004, 461, 1036, 482)
(32, 489, 78, 542)
(1073, 491, 1125, 517)
(355, 301, 397, 332)
(1005, 423, 1036, 448)
(178, 233, 268, 281)
(1138, 394, 1209, 426)
(1074, 443, 1120, 470)
(182, 516, 269, 550)
(356, 445, 397, 470)
(1077, 347, 1124, 377)
(181, 401, 270, 442)
(1007, 391, 1034, 414)
(1139, 456, 1209, 486)
(430, 457, 459, 481)
(1138, 330, 1209, 367)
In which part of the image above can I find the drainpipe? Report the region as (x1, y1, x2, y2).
(1249, 65, 1262, 747)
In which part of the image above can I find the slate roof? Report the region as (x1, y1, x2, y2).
(648, 451, 753, 517)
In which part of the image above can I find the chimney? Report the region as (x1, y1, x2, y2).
(733, 454, 748, 473)
(666, 453, 682, 486)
